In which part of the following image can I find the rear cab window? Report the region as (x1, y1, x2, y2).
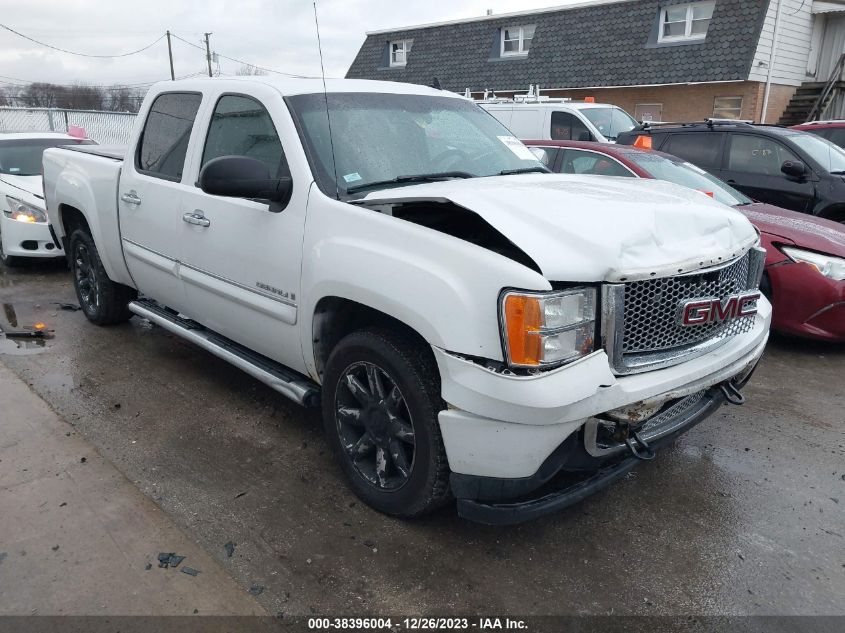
(658, 132, 725, 171)
(136, 92, 203, 181)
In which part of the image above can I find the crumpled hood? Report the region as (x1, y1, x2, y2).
(739, 202, 845, 258)
(361, 174, 757, 282)
(0, 174, 44, 202)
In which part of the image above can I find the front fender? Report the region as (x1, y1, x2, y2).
(300, 190, 550, 377)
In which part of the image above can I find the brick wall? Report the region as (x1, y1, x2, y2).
(474, 81, 797, 124)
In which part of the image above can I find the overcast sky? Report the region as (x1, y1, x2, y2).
(0, 0, 579, 89)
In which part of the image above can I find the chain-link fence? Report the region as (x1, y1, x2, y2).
(0, 107, 137, 145)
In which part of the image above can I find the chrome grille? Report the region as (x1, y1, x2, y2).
(602, 247, 766, 375)
(622, 252, 754, 354)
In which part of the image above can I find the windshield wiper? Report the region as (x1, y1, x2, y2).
(497, 166, 550, 176)
(345, 171, 474, 194)
(829, 170, 845, 175)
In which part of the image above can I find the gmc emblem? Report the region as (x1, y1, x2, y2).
(678, 292, 761, 326)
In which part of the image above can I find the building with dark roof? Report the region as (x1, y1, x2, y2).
(346, 0, 845, 124)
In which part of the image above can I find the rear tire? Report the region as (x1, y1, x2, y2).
(321, 328, 451, 518)
(69, 229, 136, 325)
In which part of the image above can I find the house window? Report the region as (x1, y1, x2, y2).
(658, 2, 715, 42)
(389, 40, 412, 67)
(501, 25, 535, 56)
(713, 96, 743, 119)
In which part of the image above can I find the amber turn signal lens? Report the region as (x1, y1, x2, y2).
(504, 294, 542, 366)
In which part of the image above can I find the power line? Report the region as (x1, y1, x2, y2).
(170, 32, 312, 78)
(0, 23, 165, 58)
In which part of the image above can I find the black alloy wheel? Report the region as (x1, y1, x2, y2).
(334, 360, 416, 491)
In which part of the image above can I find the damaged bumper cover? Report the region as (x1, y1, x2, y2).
(433, 302, 770, 523)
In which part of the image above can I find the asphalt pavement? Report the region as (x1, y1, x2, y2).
(0, 258, 843, 617)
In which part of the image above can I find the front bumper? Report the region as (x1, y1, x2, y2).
(0, 215, 62, 259)
(434, 300, 770, 481)
(454, 385, 729, 525)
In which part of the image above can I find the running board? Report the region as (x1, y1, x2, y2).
(129, 299, 321, 407)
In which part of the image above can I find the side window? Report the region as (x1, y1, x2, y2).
(136, 93, 202, 181)
(826, 128, 845, 149)
(201, 95, 287, 177)
(726, 134, 799, 176)
(528, 146, 559, 168)
(660, 133, 723, 170)
(559, 149, 634, 177)
(550, 112, 593, 141)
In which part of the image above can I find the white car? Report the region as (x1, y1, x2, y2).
(0, 132, 94, 266)
(480, 99, 639, 143)
(43, 78, 769, 523)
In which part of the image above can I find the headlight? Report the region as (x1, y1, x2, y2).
(500, 287, 597, 368)
(781, 246, 845, 281)
(4, 196, 47, 224)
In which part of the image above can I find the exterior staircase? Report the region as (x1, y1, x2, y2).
(779, 53, 845, 125)
(778, 82, 843, 125)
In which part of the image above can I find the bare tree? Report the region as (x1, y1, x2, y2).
(235, 64, 267, 76)
(22, 83, 59, 108)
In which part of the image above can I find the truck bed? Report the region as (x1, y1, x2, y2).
(62, 145, 126, 162)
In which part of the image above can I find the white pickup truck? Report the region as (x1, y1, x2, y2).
(43, 77, 770, 524)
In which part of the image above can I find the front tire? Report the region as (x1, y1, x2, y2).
(322, 328, 451, 518)
(69, 229, 136, 325)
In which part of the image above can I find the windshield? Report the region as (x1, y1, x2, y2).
(0, 138, 93, 176)
(287, 93, 546, 197)
(784, 131, 845, 173)
(580, 107, 638, 141)
(623, 150, 753, 206)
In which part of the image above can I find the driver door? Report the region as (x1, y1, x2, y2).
(721, 133, 816, 212)
(178, 90, 308, 368)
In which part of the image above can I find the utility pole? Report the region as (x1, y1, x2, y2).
(204, 32, 213, 77)
(166, 30, 175, 81)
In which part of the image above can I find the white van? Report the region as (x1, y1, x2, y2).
(480, 97, 639, 143)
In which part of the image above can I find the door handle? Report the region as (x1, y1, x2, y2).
(182, 211, 211, 228)
(120, 190, 141, 205)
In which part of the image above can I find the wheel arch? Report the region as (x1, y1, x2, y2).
(310, 296, 433, 384)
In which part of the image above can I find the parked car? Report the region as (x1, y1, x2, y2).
(791, 120, 845, 148)
(525, 140, 845, 341)
(0, 132, 94, 266)
(616, 121, 845, 223)
(480, 96, 638, 143)
(43, 77, 770, 524)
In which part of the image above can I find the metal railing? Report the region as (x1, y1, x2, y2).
(807, 52, 845, 122)
(0, 107, 137, 145)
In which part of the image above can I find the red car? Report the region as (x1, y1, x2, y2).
(791, 120, 845, 149)
(524, 140, 845, 341)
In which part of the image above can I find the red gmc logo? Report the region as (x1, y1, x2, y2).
(678, 292, 761, 326)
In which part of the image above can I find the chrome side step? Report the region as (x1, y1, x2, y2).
(129, 299, 321, 407)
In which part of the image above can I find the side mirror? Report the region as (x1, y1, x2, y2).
(198, 156, 292, 207)
(781, 160, 806, 179)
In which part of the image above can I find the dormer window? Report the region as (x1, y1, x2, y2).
(389, 39, 413, 67)
(501, 25, 535, 56)
(658, 2, 715, 42)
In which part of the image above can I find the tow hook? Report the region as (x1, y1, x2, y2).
(720, 381, 746, 406)
(624, 430, 656, 461)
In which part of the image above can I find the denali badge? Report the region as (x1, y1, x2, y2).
(678, 292, 761, 326)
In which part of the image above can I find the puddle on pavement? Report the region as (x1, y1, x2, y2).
(0, 302, 53, 356)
